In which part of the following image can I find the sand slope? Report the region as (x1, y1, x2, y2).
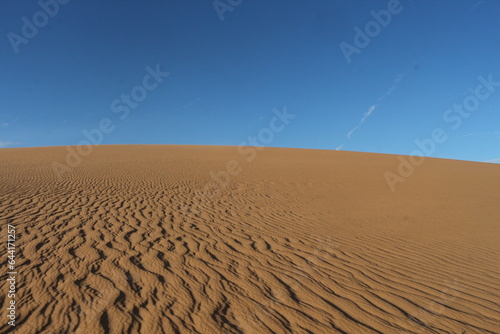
(0, 145, 499, 333)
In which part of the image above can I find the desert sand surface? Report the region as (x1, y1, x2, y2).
(0, 145, 499, 334)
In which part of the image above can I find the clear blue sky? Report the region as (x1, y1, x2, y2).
(1, 0, 499, 163)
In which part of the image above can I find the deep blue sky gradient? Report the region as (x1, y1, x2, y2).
(1, 0, 499, 163)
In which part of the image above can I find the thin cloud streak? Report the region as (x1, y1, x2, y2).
(337, 73, 406, 150)
(0, 141, 14, 148)
(484, 158, 500, 163)
(471, 0, 484, 10)
(376, 73, 404, 103)
(347, 104, 376, 139)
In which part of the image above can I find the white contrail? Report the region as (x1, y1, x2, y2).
(347, 104, 376, 139)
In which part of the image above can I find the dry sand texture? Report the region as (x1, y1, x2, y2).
(0, 145, 499, 333)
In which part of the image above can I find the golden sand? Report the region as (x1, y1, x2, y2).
(0, 145, 499, 333)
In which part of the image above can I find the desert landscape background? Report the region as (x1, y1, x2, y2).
(0, 145, 499, 333)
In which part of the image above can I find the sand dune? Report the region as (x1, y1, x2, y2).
(0, 145, 499, 333)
